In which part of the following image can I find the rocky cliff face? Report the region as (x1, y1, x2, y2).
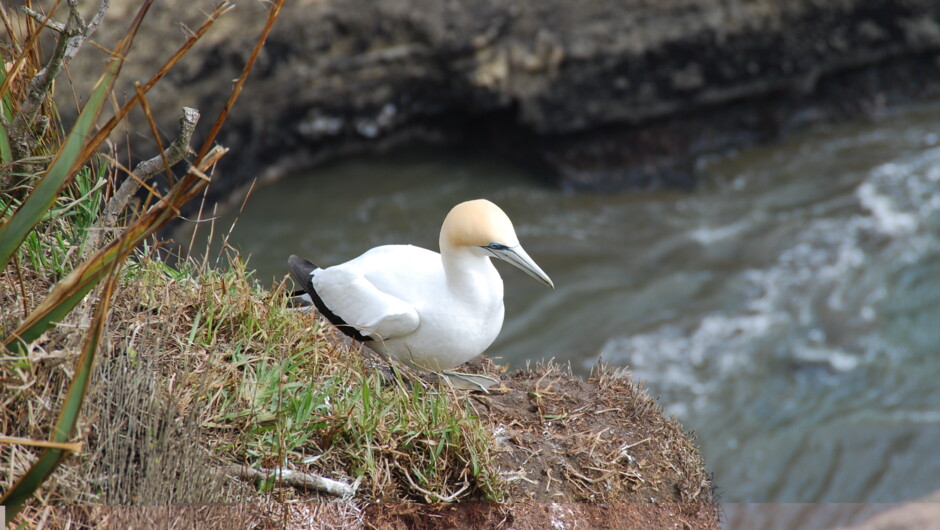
(79, 0, 940, 199)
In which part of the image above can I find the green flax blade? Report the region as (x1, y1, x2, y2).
(0, 58, 120, 270)
(0, 68, 12, 164)
(3, 152, 219, 352)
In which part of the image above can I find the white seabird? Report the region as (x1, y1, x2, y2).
(289, 198, 553, 372)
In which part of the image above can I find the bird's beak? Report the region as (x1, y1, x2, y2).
(486, 244, 554, 289)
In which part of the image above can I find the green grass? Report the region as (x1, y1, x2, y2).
(1, 163, 107, 279)
(127, 254, 506, 502)
(6, 229, 506, 508)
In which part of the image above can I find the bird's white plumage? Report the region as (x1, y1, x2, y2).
(295, 199, 552, 372)
(311, 244, 505, 370)
(311, 248, 421, 340)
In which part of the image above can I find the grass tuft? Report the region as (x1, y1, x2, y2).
(5, 245, 507, 514)
(1, 163, 108, 280)
(121, 253, 504, 503)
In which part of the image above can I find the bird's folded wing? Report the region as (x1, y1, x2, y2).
(312, 267, 420, 340)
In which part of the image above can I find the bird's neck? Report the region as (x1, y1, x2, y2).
(440, 244, 502, 297)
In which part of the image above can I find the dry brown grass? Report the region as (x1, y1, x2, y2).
(3, 247, 717, 529)
(2, 248, 504, 525)
(11, 500, 368, 529)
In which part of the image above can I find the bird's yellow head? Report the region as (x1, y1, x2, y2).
(440, 199, 554, 289)
(440, 199, 518, 249)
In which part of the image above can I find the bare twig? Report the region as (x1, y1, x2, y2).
(83, 107, 200, 257)
(10, 1, 111, 164)
(64, 0, 111, 62)
(134, 82, 174, 190)
(132, 107, 200, 184)
(220, 465, 358, 499)
(78, 2, 232, 167)
(21, 7, 67, 33)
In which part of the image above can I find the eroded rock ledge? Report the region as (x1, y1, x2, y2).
(82, 0, 940, 201)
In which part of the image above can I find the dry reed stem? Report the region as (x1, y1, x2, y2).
(77, 2, 233, 168)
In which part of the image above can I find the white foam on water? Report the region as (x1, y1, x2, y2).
(604, 136, 940, 391)
(688, 218, 751, 245)
(596, 117, 940, 502)
(859, 164, 920, 236)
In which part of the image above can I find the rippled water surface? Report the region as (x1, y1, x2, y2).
(203, 104, 940, 506)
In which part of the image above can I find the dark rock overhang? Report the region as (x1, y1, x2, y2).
(69, 0, 940, 205)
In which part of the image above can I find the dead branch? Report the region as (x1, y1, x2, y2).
(83, 107, 200, 258)
(22, 7, 67, 33)
(131, 107, 200, 182)
(220, 465, 358, 498)
(9, 1, 111, 165)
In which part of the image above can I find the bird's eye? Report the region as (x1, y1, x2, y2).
(488, 243, 502, 249)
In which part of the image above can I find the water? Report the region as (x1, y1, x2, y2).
(196, 104, 940, 507)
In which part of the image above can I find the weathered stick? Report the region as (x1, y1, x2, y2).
(83, 107, 200, 257)
(220, 465, 358, 498)
(10, 1, 111, 164)
(130, 108, 200, 186)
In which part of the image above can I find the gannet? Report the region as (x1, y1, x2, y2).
(289, 199, 553, 372)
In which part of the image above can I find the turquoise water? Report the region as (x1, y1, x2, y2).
(196, 103, 940, 507)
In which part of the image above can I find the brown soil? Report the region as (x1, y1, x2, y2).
(15, 500, 719, 529)
(471, 363, 712, 504)
(360, 358, 720, 529)
(364, 501, 719, 529)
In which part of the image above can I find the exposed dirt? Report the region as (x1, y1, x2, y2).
(469, 362, 712, 504)
(360, 359, 719, 528)
(364, 502, 719, 529)
(15, 500, 719, 529)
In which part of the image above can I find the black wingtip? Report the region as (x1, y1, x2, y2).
(288, 254, 316, 281)
(287, 254, 373, 343)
